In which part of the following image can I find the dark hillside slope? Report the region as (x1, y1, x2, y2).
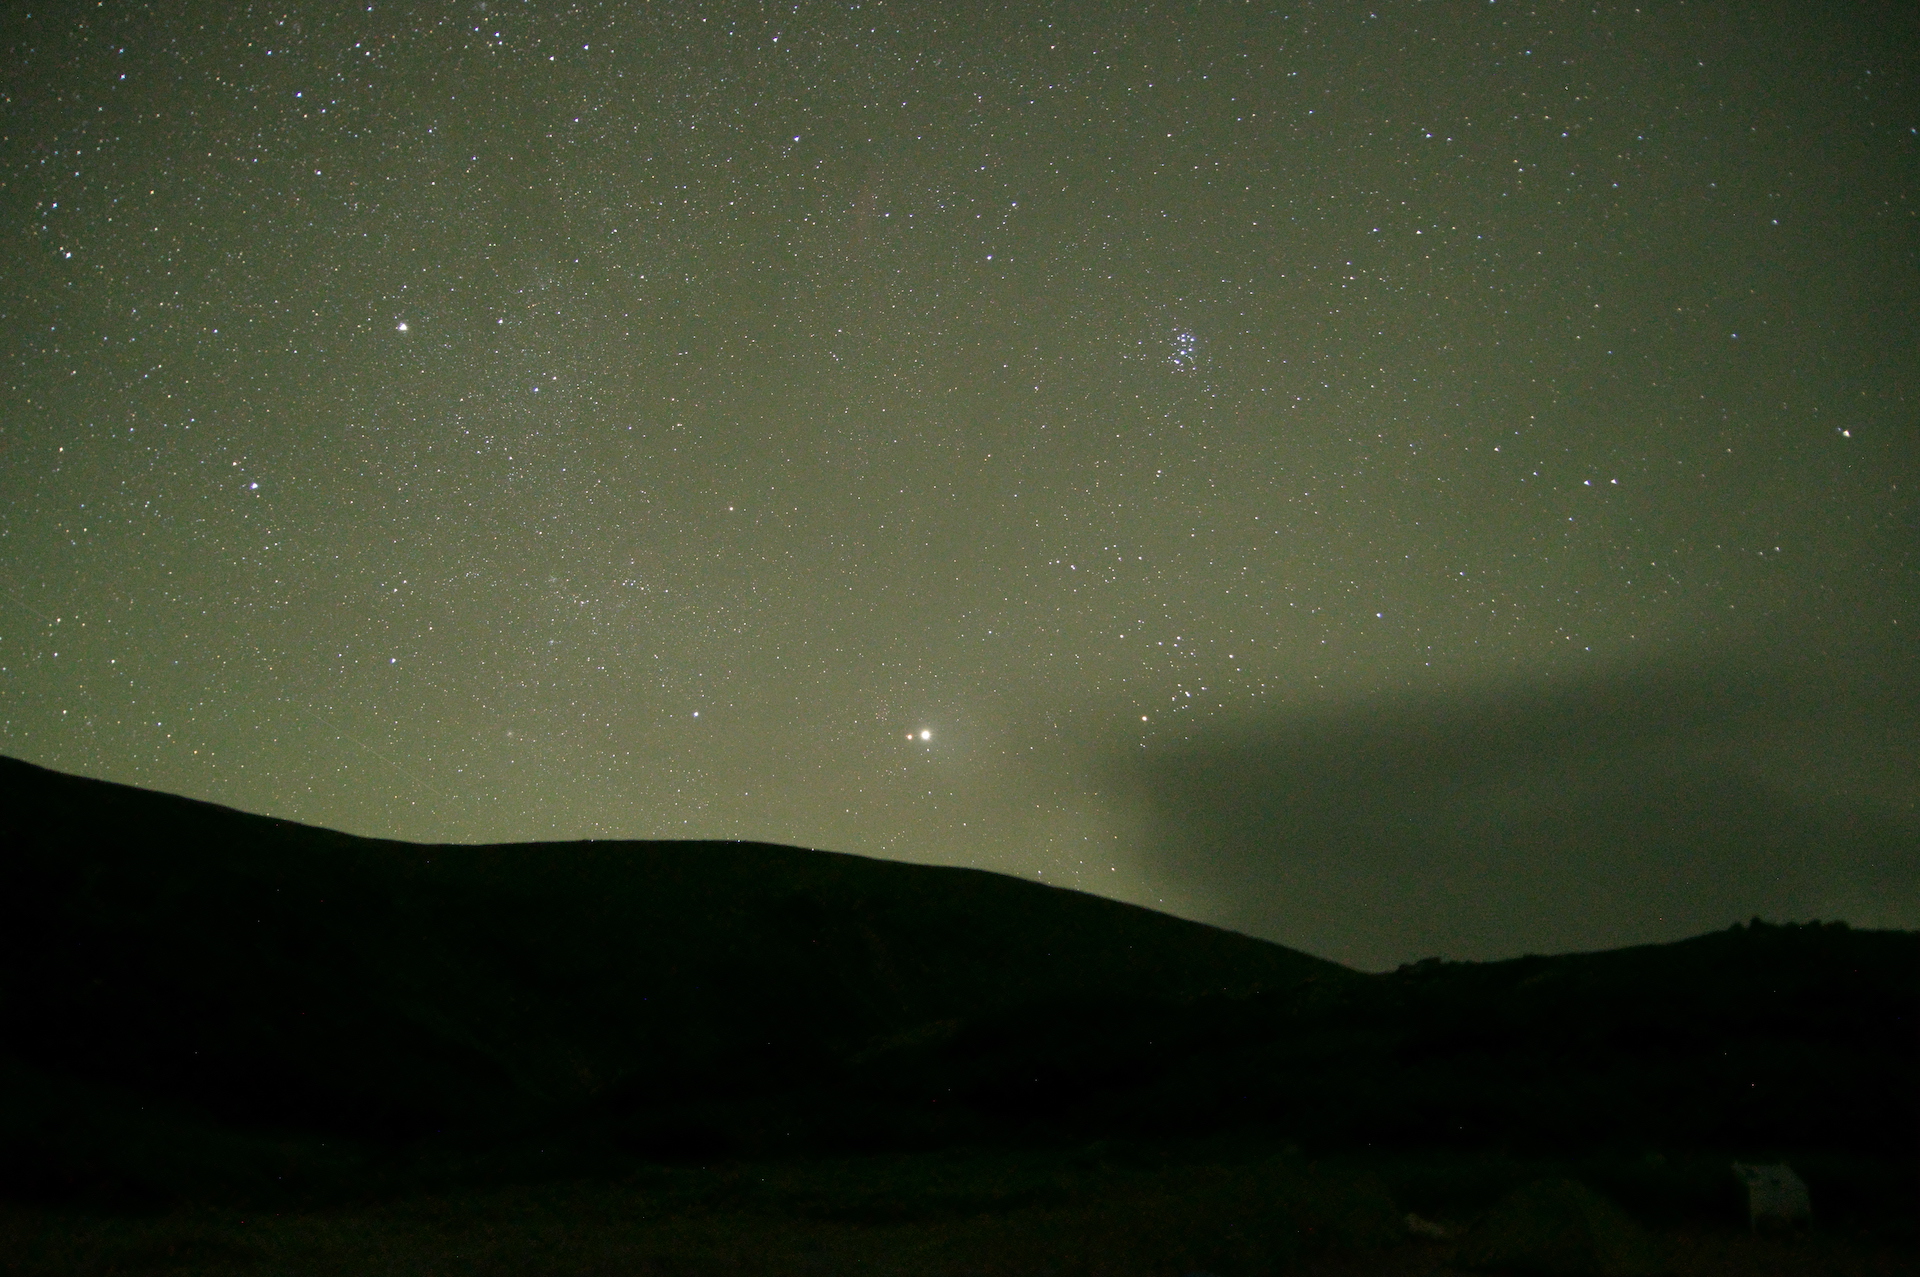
(825, 918, 1918, 1165)
(1345, 928, 1919, 1155)
(0, 756, 1345, 1192)
(3, 755, 1914, 1212)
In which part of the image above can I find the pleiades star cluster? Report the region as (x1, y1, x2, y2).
(4, 1, 1915, 968)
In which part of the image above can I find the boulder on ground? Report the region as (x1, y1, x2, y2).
(1731, 1161, 1811, 1232)
(1456, 1178, 1664, 1277)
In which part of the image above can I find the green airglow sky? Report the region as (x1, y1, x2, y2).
(5, 0, 1915, 968)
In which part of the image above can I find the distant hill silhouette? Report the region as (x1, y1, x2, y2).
(2, 754, 1914, 1210)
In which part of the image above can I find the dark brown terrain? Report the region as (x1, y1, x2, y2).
(3, 754, 1914, 1274)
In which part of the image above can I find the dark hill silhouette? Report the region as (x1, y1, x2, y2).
(2, 754, 1914, 1215)
(0, 755, 1344, 1198)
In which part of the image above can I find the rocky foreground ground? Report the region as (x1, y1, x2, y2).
(3, 1146, 1912, 1277)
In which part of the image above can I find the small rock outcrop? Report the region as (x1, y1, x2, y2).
(1456, 1179, 1663, 1277)
(1731, 1162, 1811, 1232)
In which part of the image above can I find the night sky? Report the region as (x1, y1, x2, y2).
(5, 1, 1916, 969)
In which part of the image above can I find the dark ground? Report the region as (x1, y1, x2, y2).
(2, 754, 1915, 1273)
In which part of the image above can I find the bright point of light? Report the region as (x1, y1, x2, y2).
(395, 321, 408, 331)
(919, 729, 932, 740)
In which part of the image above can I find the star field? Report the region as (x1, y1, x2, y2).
(4, 1, 1915, 968)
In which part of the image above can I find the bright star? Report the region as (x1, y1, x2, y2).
(395, 321, 408, 332)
